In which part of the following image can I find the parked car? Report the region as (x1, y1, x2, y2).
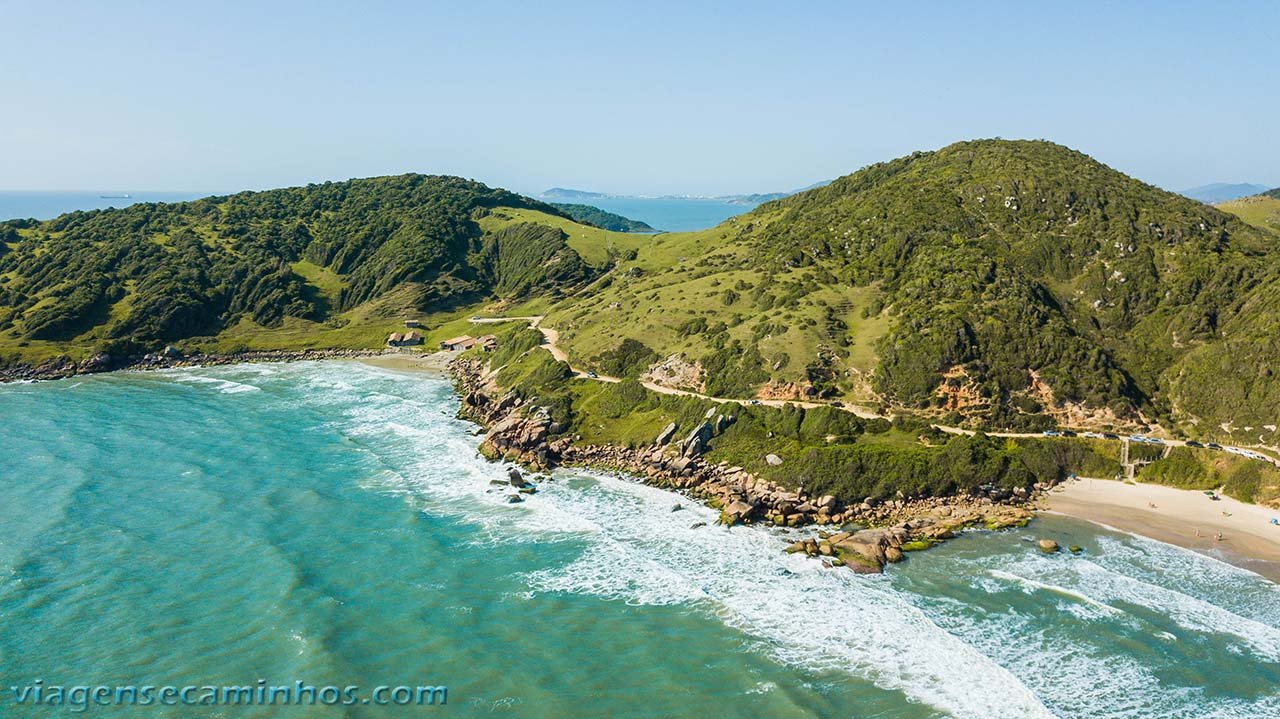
(748, 399, 763, 405)
(1207, 443, 1223, 450)
(1102, 432, 1119, 440)
(1185, 440, 1204, 448)
(585, 371, 598, 379)
(1061, 430, 1077, 437)
(1043, 430, 1061, 437)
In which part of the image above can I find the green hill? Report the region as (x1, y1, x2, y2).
(547, 140, 1280, 437)
(1218, 189, 1280, 236)
(0, 175, 625, 362)
(5, 142, 1279, 447)
(550, 203, 657, 232)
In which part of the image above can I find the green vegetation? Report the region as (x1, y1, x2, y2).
(5, 142, 1279, 504)
(0, 175, 601, 365)
(548, 140, 1280, 445)
(1218, 190, 1280, 236)
(550, 203, 657, 233)
(481, 322, 1121, 504)
(1138, 447, 1280, 505)
(591, 338, 658, 378)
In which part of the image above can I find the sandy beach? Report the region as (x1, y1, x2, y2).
(1045, 477, 1280, 581)
(357, 350, 457, 374)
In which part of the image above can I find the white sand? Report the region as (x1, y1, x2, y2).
(1045, 477, 1280, 580)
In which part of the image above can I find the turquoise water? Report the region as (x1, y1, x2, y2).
(1, 362, 1277, 718)
(570, 197, 755, 232)
(0, 192, 749, 232)
(0, 192, 210, 222)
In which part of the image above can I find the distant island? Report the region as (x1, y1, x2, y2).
(550, 203, 657, 232)
(1181, 182, 1270, 204)
(540, 181, 828, 206)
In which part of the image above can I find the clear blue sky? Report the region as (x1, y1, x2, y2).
(3, 1, 1276, 195)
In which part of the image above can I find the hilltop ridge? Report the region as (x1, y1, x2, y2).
(4, 141, 1279, 448)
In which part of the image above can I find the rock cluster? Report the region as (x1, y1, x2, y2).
(452, 356, 1041, 574)
(1, 347, 387, 383)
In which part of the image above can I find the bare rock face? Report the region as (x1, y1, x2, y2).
(681, 422, 714, 457)
(655, 422, 678, 446)
(508, 467, 531, 488)
(447, 354, 1047, 576)
(720, 500, 757, 526)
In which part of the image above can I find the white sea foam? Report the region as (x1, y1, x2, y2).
(273, 361, 1280, 719)
(284, 364, 1054, 717)
(986, 568, 1126, 618)
(171, 373, 261, 394)
(984, 549, 1280, 663)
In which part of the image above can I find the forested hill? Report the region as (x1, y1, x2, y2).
(0, 174, 594, 360)
(548, 139, 1280, 434)
(550, 203, 657, 232)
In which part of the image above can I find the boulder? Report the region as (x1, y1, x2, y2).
(1037, 539, 1060, 554)
(654, 422, 678, 446)
(721, 499, 756, 525)
(765, 453, 784, 466)
(682, 422, 714, 457)
(884, 547, 905, 563)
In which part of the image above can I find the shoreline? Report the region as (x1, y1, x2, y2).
(1045, 477, 1280, 581)
(0, 347, 394, 383)
(447, 355, 1039, 573)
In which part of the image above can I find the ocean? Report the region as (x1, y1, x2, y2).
(554, 197, 756, 232)
(0, 192, 212, 222)
(1, 361, 1277, 718)
(0, 192, 750, 233)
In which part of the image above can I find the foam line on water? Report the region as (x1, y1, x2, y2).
(244, 361, 1280, 719)
(290, 366, 1054, 718)
(470, 470, 1053, 719)
(985, 569, 1125, 618)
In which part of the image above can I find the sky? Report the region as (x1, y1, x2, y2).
(2, 1, 1277, 195)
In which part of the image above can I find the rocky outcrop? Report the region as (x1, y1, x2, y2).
(1, 347, 387, 383)
(654, 422, 678, 446)
(450, 355, 1041, 576)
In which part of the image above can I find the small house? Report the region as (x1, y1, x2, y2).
(477, 334, 498, 352)
(439, 335, 477, 351)
(387, 331, 423, 347)
(404, 319, 423, 328)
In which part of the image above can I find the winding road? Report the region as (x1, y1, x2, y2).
(468, 316, 1280, 468)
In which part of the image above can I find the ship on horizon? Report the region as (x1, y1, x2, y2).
(99, 193, 131, 199)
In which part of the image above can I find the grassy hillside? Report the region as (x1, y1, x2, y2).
(547, 140, 1280, 443)
(6, 144, 1279, 452)
(1218, 189, 1280, 236)
(0, 175, 632, 364)
(550, 203, 657, 232)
